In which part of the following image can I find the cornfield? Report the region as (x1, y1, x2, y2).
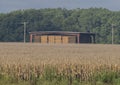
(0, 43, 120, 85)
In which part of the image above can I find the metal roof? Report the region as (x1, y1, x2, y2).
(29, 31, 95, 35)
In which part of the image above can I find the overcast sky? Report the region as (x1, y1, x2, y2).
(1, 0, 120, 13)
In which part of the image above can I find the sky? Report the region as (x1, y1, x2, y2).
(0, 0, 120, 13)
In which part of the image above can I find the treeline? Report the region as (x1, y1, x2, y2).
(0, 8, 120, 44)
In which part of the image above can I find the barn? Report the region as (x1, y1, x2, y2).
(29, 31, 95, 44)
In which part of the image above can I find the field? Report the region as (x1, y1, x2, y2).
(0, 43, 120, 85)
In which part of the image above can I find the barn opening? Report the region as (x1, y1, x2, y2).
(29, 31, 95, 44)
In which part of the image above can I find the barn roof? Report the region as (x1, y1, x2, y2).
(29, 31, 95, 35)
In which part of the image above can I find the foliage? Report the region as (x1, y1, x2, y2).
(93, 71, 120, 85)
(0, 8, 120, 43)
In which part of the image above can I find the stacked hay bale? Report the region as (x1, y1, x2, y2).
(34, 36, 41, 43)
(55, 36, 62, 43)
(41, 36, 48, 43)
(48, 36, 55, 43)
(68, 36, 76, 43)
(34, 35, 76, 44)
(62, 36, 76, 44)
(62, 36, 69, 44)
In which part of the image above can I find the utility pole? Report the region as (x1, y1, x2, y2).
(112, 24, 114, 44)
(22, 22, 28, 43)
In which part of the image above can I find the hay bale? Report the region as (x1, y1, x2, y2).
(69, 36, 76, 43)
(55, 36, 62, 43)
(62, 36, 69, 44)
(48, 36, 55, 43)
(34, 36, 41, 42)
(41, 36, 48, 43)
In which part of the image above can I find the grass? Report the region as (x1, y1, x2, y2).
(0, 67, 120, 85)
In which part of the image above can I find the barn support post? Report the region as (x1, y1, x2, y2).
(77, 34, 80, 43)
(47, 35, 48, 43)
(30, 34, 33, 43)
(93, 35, 95, 43)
